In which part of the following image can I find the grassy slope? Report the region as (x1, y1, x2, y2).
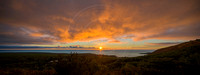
(115, 39, 200, 75)
(0, 39, 199, 75)
(153, 39, 200, 54)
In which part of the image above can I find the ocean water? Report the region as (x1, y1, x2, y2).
(0, 50, 155, 57)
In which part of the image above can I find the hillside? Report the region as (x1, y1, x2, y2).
(152, 39, 200, 54)
(111, 39, 200, 75)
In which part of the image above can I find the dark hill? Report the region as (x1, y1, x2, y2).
(152, 39, 200, 54)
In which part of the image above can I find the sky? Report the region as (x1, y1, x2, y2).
(0, 0, 199, 50)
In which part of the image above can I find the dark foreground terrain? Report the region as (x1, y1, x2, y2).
(0, 39, 200, 75)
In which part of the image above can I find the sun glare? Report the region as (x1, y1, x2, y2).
(99, 46, 103, 50)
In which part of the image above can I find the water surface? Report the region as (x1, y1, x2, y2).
(0, 50, 155, 57)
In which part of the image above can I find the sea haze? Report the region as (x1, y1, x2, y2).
(0, 50, 155, 57)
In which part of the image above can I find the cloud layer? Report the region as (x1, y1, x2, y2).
(0, 0, 199, 45)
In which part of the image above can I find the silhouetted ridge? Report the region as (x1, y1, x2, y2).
(152, 39, 200, 54)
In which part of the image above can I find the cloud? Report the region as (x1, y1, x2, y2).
(0, 0, 199, 45)
(49, 16, 74, 24)
(147, 42, 182, 46)
(108, 40, 121, 43)
(107, 39, 127, 44)
(0, 24, 56, 45)
(100, 0, 200, 41)
(134, 24, 200, 41)
(29, 33, 43, 37)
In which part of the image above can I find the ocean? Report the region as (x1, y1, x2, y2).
(0, 50, 155, 57)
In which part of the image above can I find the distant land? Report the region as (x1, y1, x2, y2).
(0, 45, 96, 49)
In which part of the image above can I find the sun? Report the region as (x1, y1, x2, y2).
(99, 46, 103, 50)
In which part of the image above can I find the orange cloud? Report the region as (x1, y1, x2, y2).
(0, 0, 199, 45)
(49, 16, 74, 24)
(97, 0, 200, 41)
(30, 33, 43, 37)
(107, 39, 126, 44)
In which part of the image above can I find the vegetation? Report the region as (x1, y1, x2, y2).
(0, 39, 200, 75)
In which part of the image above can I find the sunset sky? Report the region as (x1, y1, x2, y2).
(0, 0, 199, 50)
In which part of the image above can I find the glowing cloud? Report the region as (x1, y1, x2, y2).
(0, 0, 199, 49)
